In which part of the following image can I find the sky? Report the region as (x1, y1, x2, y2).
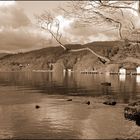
(0, 1, 139, 53)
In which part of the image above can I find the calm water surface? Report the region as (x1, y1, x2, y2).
(0, 72, 140, 139)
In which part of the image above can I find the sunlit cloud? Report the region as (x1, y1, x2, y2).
(0, 1, 16, 7)
(131, 1, 139, 16)
(0, 3, 48, 52)
(0, 1, 139, 52)
(56, 15, 74, 33)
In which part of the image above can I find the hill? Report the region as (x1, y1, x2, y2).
(0, 40, 139, 72)
(0, 53, 9, 59)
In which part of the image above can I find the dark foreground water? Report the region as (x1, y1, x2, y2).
(0, 72, 140, 139)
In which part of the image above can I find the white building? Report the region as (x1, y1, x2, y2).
(63, 69, 66, 73)
(119, 68, 126, 75)
(68, 69, 72, 72)
(136, 66, 140, 74)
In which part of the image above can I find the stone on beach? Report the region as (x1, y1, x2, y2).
(103, 100, 117, 106)
(86, 101, 90, 105)
(124, 101, 140, 121)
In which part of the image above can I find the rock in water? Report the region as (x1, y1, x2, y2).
(86, 101, 90, 105)
(67, 99, 72, 101)
(35, 105, 40, 109)
(124, 101, 140, 121)
(101, 82, 111, 86)
(136, 118, 140, 126)
(103, 100, 117, 106)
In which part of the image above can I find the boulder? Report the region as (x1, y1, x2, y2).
(136, 118, 140, 126)
(103, 100, 117, 106)
(35, 105, 40, 109)
(124, 101, 140, 121)
(86, 101, 90, 105)
(67, 99, 72, 101)
(101, 82, 111, 86)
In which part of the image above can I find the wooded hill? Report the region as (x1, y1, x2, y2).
(0, 40, 139, 72)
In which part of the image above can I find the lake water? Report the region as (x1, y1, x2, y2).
(0, 72, 140, 139)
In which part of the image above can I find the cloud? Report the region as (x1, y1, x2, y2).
(0, 2, 121, 52)
(0, 3, 50, 52)
(39, 15, 119, 45)
(56, 15, 74, 33)
(0, 26, 49, 52)
(0, 1, 16, 7)
(0, 5, 30, 28)
(62, 20, 118, 44)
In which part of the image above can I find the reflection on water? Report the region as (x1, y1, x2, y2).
(136, 75, 140, 85)
(0, 72, 139, 139)
(0, 72, 140, 103)
(119, 74, 126, 82)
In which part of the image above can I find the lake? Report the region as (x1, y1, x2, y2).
(0, 72, 140, 139)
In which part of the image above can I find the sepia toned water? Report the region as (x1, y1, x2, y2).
(0, 72, 140, 139)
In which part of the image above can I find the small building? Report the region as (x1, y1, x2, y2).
(119, 68, 126, 75)
(63, 69, 66, 73)
(63, 68, 73, 73)
(19, 64, 23, 67)
(19, 64, 24, 70)
(68, 69, 71, 72)
(136, 66, 140, 74)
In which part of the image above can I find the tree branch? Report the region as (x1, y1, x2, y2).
(36, 12, 67, 50)
(69, 47, 110, 63)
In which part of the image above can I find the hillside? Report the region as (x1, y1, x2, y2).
(0, 53, 9, 59)
(0, 40, 139, 72)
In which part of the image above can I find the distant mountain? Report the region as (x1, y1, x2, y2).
(0, 40, 139, 72)
(85, 40, 121, 47)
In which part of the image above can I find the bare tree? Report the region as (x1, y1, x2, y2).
(36, 10, 111, 63)
(36, 11, 67, 50)
(61, 0, 140, 40)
